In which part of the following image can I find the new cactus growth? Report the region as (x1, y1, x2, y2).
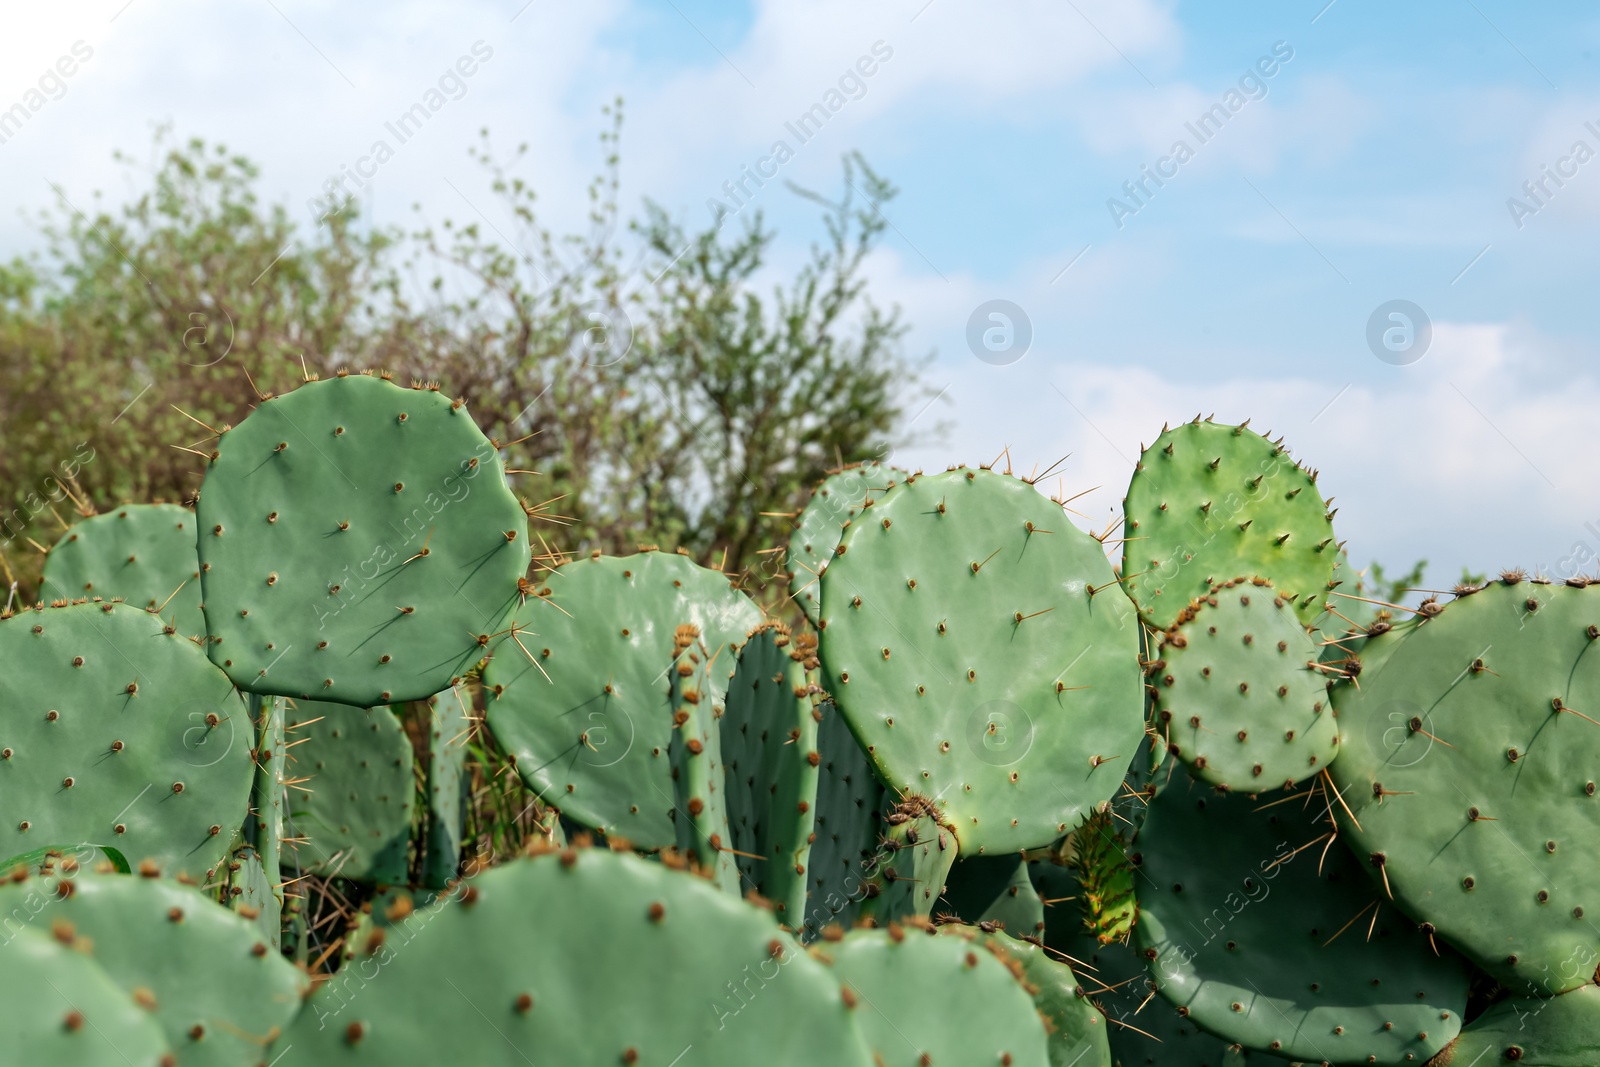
(0, 601, 252, 879)
(818, 467, 1144, 856)
(42, 503, 206, 640)
(1123, 419, 1337, 629)
(196, 373, 530, 705)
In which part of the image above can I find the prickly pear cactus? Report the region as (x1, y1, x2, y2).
(42, 503, 205, 640)
(668, 627, 741, 894)
(1329, 577, 1600, 993)
(1123, 419, 1337, 629)
(804, 692, 887, 937)
(482, 550, 760, 851)
(285, 700, 415, 885)
(423, 683, 473, 888)
(818, 922, 1051, 1067)
(941, 924, 1113, 1067)
(0, 923, 172, 1066)
(1134, 771, 1469, 1064)
(273, 846, 878, 1066)
(938, 854, 1045, 937)
(787, 462, 909, 625)
(721, 623, 818, 921)
(1152, 578, 1339, 790)
(818, 467, 1144, 856)
(0, 869, 307, 1067)
(0, 601, 252, 879)
(861, 796, 957, 923)
(196, 372, 530, 705)
(1071, 810, 1138, 946)
(245, 694, 285, 945)
(1426, 983, 1600, 1066)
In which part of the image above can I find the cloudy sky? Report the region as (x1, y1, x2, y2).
(3, 0, 1597, 589)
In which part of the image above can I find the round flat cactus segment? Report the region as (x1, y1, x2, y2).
(1123, 420, 1336, 630)
(818, 467, 1144, 855)
(1329, 578, 1600, 991)
(197, 373, 530, 704)
(482, 550, 762, 849)
(1154, 577, 1339, 790)
(1428, 984, 1600, 1066)
(0, 602, 252, 879)
(787, 462, 909, 624)
(42, 503, 205, 640)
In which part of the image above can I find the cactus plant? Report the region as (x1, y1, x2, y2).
(1426, 982, 1600, 1065)
(0, 868, 306, 1067)
(818, 467, 1144, 856)
(786, 462, 909, 625)
(1328, 576, 1600, 993)
(1134, 768, 1469, 1064)
(284, 700, 415, 885)
(41, 503, 205, 640)
(938, 853, 1045, 937)
(196, 372, 530, 705)
(668, 626, 742, 893)
(273, 845, 878, 1065)
(422, 683, 473, 888)
(804, 692, 887, 936)
(1123, 419, 1337, 630)
(482, 549, 761, 851)
(861, 795, 957, 923)
(245, 694, 286, 945)
(1152, 577, 1339, 790)
(0, 601, 252, 879)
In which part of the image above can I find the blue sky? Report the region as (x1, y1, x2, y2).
(3, 0, 1598, 589)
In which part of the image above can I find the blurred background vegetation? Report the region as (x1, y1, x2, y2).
(0, 106, 930, 609)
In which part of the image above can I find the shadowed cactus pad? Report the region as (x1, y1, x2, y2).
(818, 467, 1143, 855)
(1426, 983, 1600, 1066)
(0, 923, 172, 1066)
(42, 504, 205, 641)
(1153, 577, 1338, 790)
(1329, 578, 1600, 992)
(0, 602, 252, 879)
(1134, 772, 1469, 1064)
(819, 923, 1051, 1067)
(0, 869, 307, 1067)
(196, 373, 529, 705)
(787, 462, 909, 625)
(1123, 419, 1336, 629)
(285, 701, 415, 885)
(274, 846, 877, 1066)
(482, 550, 760, 850)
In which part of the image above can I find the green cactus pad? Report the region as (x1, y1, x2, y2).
(0, 602, 252, 879)
(1153, 578, 1338, 790)
(42, 504, 205, 641)
(1328, 578, 1600, 992)
(196, 372, 529, 705)
(0, 923, 172, 1066)
(1071, 810, 1139, 946)
(422, 684, 472, 888)
(1427, 983, 1600, 1066)
(1122, 419, 1336, 630)
(482, 550, 761, 851)
(1135, 772, 1469, 1064)
(862, 797, 957, 923)
(938, 854, 1046, 938)
(721, 623, 818, 920)
(803, 693, 886, 937)
(227, 846, 278, 943)
(274, 846, 877, 1066)
(819, 924, 1051, 1067)
(818, 467, 1144, 855)
(0, 870, 306, 1067)
(669, 630, 741, 894)
(285, 701, 415, 885)
(942, 925, 1113, 1067)
(787, 462, 909, 624)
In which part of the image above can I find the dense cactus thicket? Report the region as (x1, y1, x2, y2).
(2, 378, 1596, 1066)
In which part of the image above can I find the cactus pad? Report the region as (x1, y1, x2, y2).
(1153, 578, 1338, 790)
(274, 846, 877, 1065)
(196, 373, 529, 705)
(1134, 771, 1468, 1064)
(1123, 419, 1336, 629)
(0, 923, 172, 1066)
(0, 602, 252, 879)
(818, 467, 1143, 855)
(1328, 578, 1600, 992)
(482, 550, 760, 850)
(0, 869, 306, 1067)
(422, 684, 472, 887)
(668, 629, 741, 893)
(804, 693, 886, 936)
(820, 923, 1051, 1067)
(938, 854, 1045, 937)
(42, 504, 205, 641)
(787, 462, 908, 624)
(1427, 983, 1600, 1066)
(285, 701, 415, 885)
(862, 797, 957, 923)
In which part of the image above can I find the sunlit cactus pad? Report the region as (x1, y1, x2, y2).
(42, 503, 205, 640)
